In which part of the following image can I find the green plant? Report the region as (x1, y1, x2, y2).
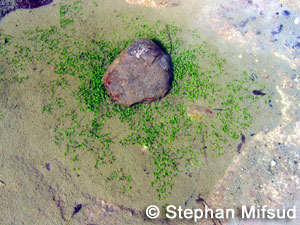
(107, 168, 132, 194)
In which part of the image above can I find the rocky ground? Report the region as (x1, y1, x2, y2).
(188, 0, 300, 224)
(0, 0, 299, 224)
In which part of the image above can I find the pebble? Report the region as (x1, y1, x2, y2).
(239, 54, 243, 58)
(283, 10, 290, 16)
(271, 160, 277, 167)
(45, 163, 51, 171)
(271, 24, 283, 35)
(250, 73, 258, 81)
(294, 18, 300, 25)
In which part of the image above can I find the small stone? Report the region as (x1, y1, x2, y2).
(294, 18, 300, 25)
(271, 24, 283, 35)
(250, 73, 258, 81)
(103, 38, 172, 107)
(45, 163, 51, 171)
(271, 160, 277, 167)
(283, 10, 290, 16)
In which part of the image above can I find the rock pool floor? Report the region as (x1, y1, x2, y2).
(0, 0, 299, 224)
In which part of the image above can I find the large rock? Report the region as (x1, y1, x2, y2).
(103, 38, 172, 107)
(0, 0, 53, 20)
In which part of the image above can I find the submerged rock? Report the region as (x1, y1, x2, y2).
(0, 0, 53, 20)
(103, 38, 172, 107)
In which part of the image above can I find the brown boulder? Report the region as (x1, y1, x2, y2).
(103, 38, 172, 107)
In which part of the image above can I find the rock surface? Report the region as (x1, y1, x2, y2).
(0, 0, 53, 20)
(124, 0, 173, 8)
(103, 38, 172, 107)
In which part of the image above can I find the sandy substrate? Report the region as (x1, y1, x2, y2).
(0, 0, 299, 224)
